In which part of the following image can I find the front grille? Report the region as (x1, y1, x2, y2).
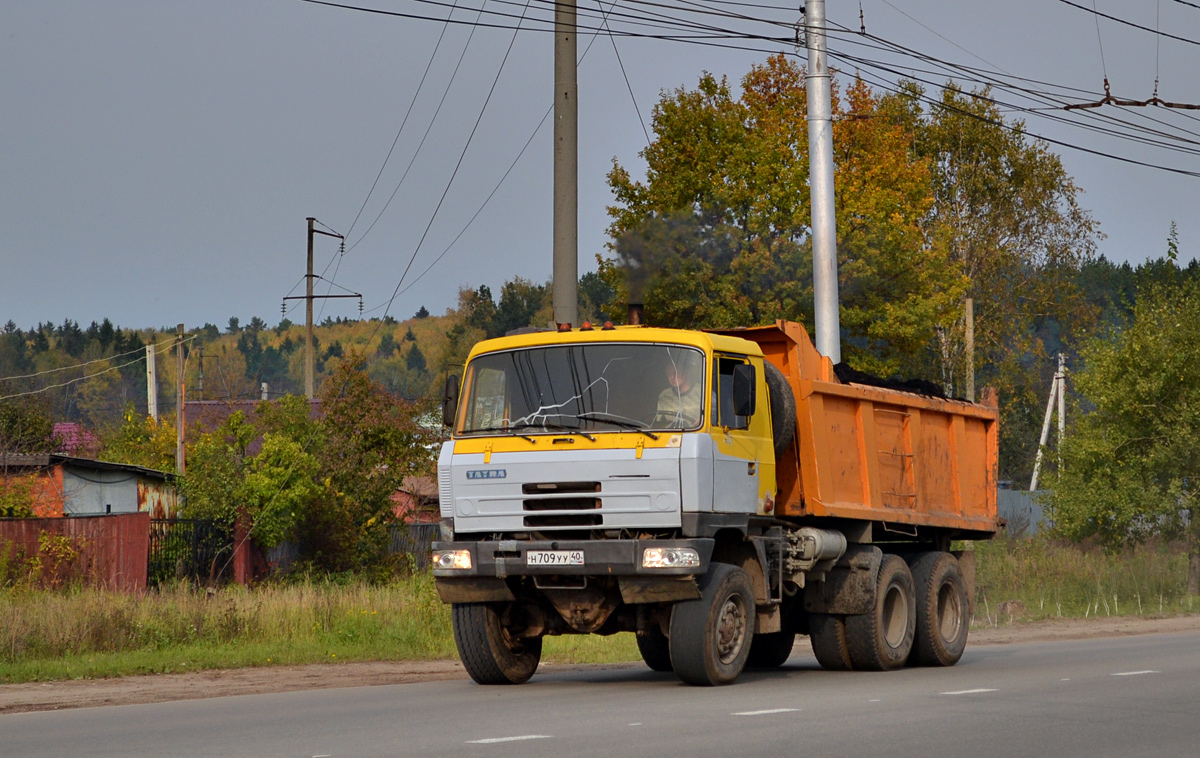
(522, 497, 601, 511)
(523, 514, 603, 528)
(521, 481, 601, 494)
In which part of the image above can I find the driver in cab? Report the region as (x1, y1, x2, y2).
(651, 352, 702, 428)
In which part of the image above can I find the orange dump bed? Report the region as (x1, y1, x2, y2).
(715, 321, 999, 537)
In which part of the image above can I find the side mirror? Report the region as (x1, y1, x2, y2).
(442, 375, 460, 428)
(732, 364, 756, 418)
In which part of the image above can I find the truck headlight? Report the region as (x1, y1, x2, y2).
(642, 547, 700, 569)
(433, 549, 472, 570)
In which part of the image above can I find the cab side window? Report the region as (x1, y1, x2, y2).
(712, 356, 751, 430)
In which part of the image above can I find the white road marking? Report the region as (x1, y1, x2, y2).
(628, 723, 643, 726)
(467, 735, 551, 744)
(732, 708, 800, 716)
(1061, 678, 1070, 681)
(1111, 670, 1159, 677)
(868, 699, 881, 703)
(940, 688, 998, 696)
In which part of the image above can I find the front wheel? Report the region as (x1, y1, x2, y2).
(452, 603, 542, 684)
(669, 563, 756, 686)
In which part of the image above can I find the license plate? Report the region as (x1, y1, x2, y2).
(526, 550, 584, 566)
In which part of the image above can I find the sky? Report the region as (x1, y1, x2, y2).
(2, 0, 1198, 332)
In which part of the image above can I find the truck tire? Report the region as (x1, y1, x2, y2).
(669, 563, 756, 686)
(809, 613, 853, 670)
(636, 631, 673, 672)
(452, 603, 542, 685)
(763, 362, 796, 460)
(746, 631, 796, 669)
(909, 552, 970, 667)
(845, 554, 916, 671)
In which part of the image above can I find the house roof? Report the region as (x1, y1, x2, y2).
(0, 454, 172, 481)
(53, 423, 99, 456)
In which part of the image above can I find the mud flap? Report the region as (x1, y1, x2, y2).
(803, 545, 882, 616)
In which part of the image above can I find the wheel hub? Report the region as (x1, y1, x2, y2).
(715, 596, 747, 664)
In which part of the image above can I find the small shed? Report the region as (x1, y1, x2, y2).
(392, 475, 439, 524)
(0, 455, 178, 518)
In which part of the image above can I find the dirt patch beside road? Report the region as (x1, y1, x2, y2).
(3, 614, 1198, 715)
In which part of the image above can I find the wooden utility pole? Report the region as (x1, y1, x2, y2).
(965, 298, 975, 402)
(175, 324, 186, 475)
(291, 218, 349, 399)
(146, 342, 158, 421)
(305, 217, 316, 398)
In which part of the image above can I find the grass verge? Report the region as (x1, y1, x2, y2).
(0, 574, 637, 683)
(971, 536, 1197, 624)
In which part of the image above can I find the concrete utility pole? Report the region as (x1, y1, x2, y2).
(175, 324, 186, 475)
(806, 0, 841, 364)
(145, 342, 158, 421)
(552, 0, 579, 328)
(1029, 353, 1066, 491)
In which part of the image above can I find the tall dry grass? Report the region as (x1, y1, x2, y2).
(0, 574, 636, 682)
(971, 536, 1195, 624)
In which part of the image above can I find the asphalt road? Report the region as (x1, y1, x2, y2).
(5, 631, 1199, 758)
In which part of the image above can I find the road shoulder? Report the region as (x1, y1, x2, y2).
(3, 614, 1198, 715)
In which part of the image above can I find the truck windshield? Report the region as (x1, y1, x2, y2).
(457, 343, 706, 435)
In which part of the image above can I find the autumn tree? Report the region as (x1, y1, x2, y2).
(607, 55, 966, 377)
(888, 82, 1100, 480)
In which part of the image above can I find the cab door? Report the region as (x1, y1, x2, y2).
(710, 354, 765, 514)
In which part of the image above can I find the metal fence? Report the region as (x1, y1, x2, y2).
(997, 490, 1049, 536)
(389, 523, 438, 570)
(148, 518, 233, 586)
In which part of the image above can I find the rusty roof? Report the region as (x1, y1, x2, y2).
(0, 454, 172, 480)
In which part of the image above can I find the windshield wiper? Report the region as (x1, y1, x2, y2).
(465, 423, 596, 442)
(533, 423, 596, 442)
(575, 412, 659, 440)
(465, 426, 536, 443)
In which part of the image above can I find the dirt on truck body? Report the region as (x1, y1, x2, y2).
(432, 320, 998, 685)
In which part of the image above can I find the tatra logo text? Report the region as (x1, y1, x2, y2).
(467, 469, 507, 480)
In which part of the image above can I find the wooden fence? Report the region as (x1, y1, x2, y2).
(0, 512, 150, 592)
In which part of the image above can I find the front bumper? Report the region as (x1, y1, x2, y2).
(431, 537, 715, 579)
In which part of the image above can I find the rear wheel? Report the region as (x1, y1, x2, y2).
(636, 630, 673, 672)
(669, 563, 756, 686)
(809, 613, 853, 670)
(746, 631, 796, 669)
(845, 554, 916, 671)
(452, 603, 542, 685)
(909, 552, 970, 667)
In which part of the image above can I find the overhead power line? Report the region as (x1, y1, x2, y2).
(1055, 0, 1200, 47)
(0, 337, 195, 402)
(0, 342, 150, 383)
(344, 0, 463, 241)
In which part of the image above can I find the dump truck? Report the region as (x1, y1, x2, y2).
(432, 319, 998, 685)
